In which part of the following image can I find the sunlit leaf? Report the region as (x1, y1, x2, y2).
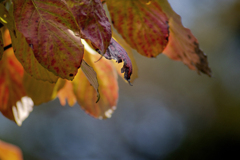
(107, 0, 169, 57)
(158, 0, 211, 76)
(0, 140, 23, 160)
(73, 51, 118, 119)
(51, 78, 66, 99)
(13, 0, 84, 80)
(67, 0, 112, 54)
(112, 30, 138, 83)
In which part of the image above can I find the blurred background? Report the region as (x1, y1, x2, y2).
(1, 0, 240, 159)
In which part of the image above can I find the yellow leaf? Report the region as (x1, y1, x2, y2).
(0, 140, 23, 160)
(73, 50, 118, 119)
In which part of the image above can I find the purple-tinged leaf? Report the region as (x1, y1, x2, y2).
(67, 0, 112, 54)
(103, 38, 132, 83)
(13, 0, 84, 80)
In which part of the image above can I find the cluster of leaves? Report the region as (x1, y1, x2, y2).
(0, 0, 211, 125)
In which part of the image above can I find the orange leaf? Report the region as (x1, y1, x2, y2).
(158, 0, 211, 76)
(107, 0, 169, 57)
(58, 80, 76, 107)
(0, 140, 23, 160)
(73, 51, 118, 119)
(0, 28, 33, 126)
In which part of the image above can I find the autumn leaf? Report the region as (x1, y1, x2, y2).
(107, 0, 169, 57)
(112, 30, 138, 83)
(57, 50, 117, 118)
(73, 51, 118, 119)
(11, 30, 59, 83)
(0, 28, 33, 126)
(81, 60, 100, 102)
(13, 0, 84, 80)
(23, 72, 56, 105)
(67, 0, 112, 54)
(0, 140, 23, 160)
(103, 38, 133, 83)
(57, 80, 76, 107)
(0, 3, 59, 83)
(157, 0, 211, 76)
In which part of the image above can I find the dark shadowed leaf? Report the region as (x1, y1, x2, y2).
(67, 0, 112, 54)
(81, 60, 100, 102)
(73, 51, 118, 119)
(23, 72, 56, 105)
(158, 0, 211, 76)
(107, 0, 169, 57)
(0, 30, 3, 60)
(103, 38, 132, 83)
(0, 3, 16, 36)
(13, 0, 84, 80)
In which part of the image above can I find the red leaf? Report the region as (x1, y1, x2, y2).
(107, 0, 169, 57)
(13, 0, 84, 80)
(158, 1, 211, 76)
(67, 0, 112, 54)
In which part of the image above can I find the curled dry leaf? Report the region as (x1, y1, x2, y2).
(158, 0, 211, 76)
(13, 0, 84, 80)
(103, 38, 133, 83)
(112, 30, 138, 83)
(67, 0, 112, 54)
(107, 0, 169, 57)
